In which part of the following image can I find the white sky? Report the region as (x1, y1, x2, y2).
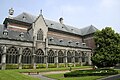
(0, 0, 120, 33)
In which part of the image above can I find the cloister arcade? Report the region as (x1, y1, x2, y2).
(0, 45, 92, 69)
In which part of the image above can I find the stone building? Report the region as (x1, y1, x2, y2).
(0, 8, 98, 69)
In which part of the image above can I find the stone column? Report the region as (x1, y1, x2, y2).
(18, 47, 22, 69)
(64, 50, 68, 67)
(45, 38, 48, 68)
(54, 50, 58, 68)
(1, 45, 7, 70)
(88, 52, 92, 65)
(32, 47, 36, 69)
(72, 51, 75, 67)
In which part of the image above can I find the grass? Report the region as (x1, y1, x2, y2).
(44, 73, 104, 80)
(0, 66, 91, 80)
(0, 70, 39, 80)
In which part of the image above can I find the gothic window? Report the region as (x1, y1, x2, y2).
(48, 50, 55, 63)
(58, 50, 64, 63)
(82, 52, 86, 62)
(35, 49, 44, 63)
(67, 51, 72, 63)
(22, 48, 32, 64)
(0, 47, 3, 63)
(37, 29, 43, 40)
(75, 51, 79, 62)
(6, 46, 18, 64)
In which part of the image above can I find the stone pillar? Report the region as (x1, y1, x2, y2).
(64, 50, 68, 67)
(32, 47, 36, 69)
(88, 52, 92, 65)
(55, 50, 58, 68)
(72, 51, 75, 67)
(18, 47, 22, 69)
(1, 46, 7, 70)
(45, 49, 48, 68)
(45, 38, 48, 68)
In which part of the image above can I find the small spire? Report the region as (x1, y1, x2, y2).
(40, 9, 42, 15)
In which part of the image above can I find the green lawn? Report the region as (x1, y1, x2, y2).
(0, 66, 91, 80)
(44, 73, 104, 80)
(0, 70, 39, 80)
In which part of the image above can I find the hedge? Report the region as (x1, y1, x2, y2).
(64, 69, 118, 77)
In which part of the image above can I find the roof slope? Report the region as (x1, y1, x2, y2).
(12, 12, 97, 36)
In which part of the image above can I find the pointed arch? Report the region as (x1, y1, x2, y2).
(67, 51, 72, 63)
(6, 46, 18, 64)
(22, 48, 32, 64)
(48, 50, 55, 63)
(35, 49, 44, 63)
(75, 51, 80, 62)
(58, 50, 64, 63)
(37, 29, 43, 40)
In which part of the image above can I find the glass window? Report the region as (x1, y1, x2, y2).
(37, 29, 43, 40)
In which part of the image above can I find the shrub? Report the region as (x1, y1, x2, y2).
(36, 64, 46, 69)
(22, 64, 33, 69)
(48, 63, 57, 68)
(64, 69, 118, 77)
(6, 64, 18, 69)
(58, 63, 65, 68)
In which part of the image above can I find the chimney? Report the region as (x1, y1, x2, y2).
(59, 17, 63, 24)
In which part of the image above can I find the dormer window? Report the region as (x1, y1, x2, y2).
(82, 43, 86, 46)
(37, 29, 43, 40)
(76, 42, 79, 45)
(3, 29, 8, 36)
(19, 32, 24, 38)
(59, 39, 63, 42)
(50, 37, 54, 41)
(68, 40, 72, 44)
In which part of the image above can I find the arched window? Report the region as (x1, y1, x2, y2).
(6, 46, 18, 64)
(0, 46, 3, 63)
(22, 48, 32, 64)
(67, 51, 72, 63)
(37, 29, 43, 40)
(75, 51, 80, 62)
(58, 50, 64, 63)
(35, 49, 44, 63)
(48, 50, 55, 63)
(82, 52, 86, 62)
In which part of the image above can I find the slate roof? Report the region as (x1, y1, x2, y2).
(48, 37, 90, 49)
(0, 12, 98, 49)
(13, 12, 97, 36)
(0, 24, 32, 42)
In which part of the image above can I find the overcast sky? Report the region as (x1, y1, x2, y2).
(0, 0, 120, 33)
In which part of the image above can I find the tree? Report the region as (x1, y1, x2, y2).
(91, 27, 120, 67)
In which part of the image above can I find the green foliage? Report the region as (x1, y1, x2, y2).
(48, 63, 57, 68)
(6, 64, 18, 69)
(45, 73, 104, 80)
(22, 64, 33, 69)
(64, 69, 118, 77)
(92, 27, 120, 67)
(58, 63, 65, 68)
(36, 64, 46, 69)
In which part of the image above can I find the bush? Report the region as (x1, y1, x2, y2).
(58, 63, 65, 68)
(48, 63, 57, 68)
(36, 64, 46, 69)
(64, 69, 118, 77)
(22, 64, 33, 69)
(6, 64, 18, 69)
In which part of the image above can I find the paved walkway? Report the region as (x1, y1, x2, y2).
(97, 74, 120, 80)
(23, 70, 70, 80)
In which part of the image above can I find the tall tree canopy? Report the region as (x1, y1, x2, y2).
(91, 27, 120, 67)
